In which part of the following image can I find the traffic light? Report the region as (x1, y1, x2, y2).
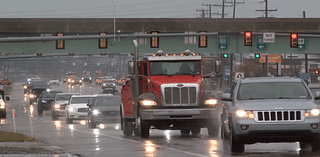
(66, 72, 69, 75)
(290, 33, 298, 48)
(244, 31, 252, 46)
(316, 70, 319, 74)
(255, 53, 260, 58)
(222, 53, 228, 58)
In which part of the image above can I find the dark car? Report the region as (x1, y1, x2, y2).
(29, 87, 47, 105)
(87, 94, 121, 128)
(82, 75, 92, 84)
(23, 79, 48, 94)
(51, 93, 79, 120)
(37, 90, 63, 116)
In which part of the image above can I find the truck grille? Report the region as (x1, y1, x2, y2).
(161, 84, 199, 106)
(255, 111, 303, 122)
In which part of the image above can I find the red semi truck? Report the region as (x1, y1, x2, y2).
(121, 41, 221, 138)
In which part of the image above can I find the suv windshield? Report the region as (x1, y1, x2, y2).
(237, 82, 312, 100)
(150, 61, 200, 76)
(56, 94, 74, 101)
(71, 97, 95, 104)
(42, 92, 61, 98)
(94, 96, 120, 106)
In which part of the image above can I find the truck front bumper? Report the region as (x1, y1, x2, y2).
(140, 108, 219, 120)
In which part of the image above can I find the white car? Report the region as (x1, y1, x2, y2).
(49, 79, 60, 86)
(66, 95, 96, 124)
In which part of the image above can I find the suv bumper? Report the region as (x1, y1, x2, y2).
(232, 117, 320, 143)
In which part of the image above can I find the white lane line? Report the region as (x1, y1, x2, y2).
(74, 128, 209, 157)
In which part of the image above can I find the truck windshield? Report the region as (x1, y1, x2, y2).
(150, 61, 200, 76)
(237, 82, 312, 100)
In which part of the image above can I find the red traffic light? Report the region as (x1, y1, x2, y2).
(316, 70, 319, 74)
(244, 31, 252, 46)
(290, 33, 298, 48)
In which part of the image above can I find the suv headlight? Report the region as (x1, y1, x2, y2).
(305, 109, 320, 117)
(140, 100, 157, 106)
(29, 94, 35, 98)
(54, 104, 61, 109)
(235, 110, 254, 118)
(93, 109, 100, 115)
(204, 99, 218, 106)
(68, 107, 77, 112)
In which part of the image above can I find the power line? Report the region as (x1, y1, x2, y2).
(255, 0, 277, 18)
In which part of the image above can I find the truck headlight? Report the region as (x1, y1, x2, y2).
(305, 109, 320, 117)
(235, 110, 254, 118)
(140, 100, 157, 106)
(204, 99, 218, 106)
(93, 110, 100, 115)
(68, 107, 77, 112)
(29, 94, 35, 98)
(54, 104, 61, 109)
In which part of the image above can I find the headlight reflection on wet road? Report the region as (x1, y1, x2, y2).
(164, 130, 171, 142)
(209, 140, 218, 157)
(54, 121, 62, 130)
(144, 140, 156, 157)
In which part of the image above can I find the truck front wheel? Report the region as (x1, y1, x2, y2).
(207, 121, 219, 138)
(139, 117, 150, 138)
(122, 118, 133, 136)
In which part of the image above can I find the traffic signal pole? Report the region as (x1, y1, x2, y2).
(265, 55, 268, 77)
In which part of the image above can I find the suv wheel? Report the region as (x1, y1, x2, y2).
(229, 119, 244, 153)
(191, 128, 201, 137)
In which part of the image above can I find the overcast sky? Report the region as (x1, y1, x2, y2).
(0, 0, 318, 18)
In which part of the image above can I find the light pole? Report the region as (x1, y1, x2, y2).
(113, 1, 116, 43)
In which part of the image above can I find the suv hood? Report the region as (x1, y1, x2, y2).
(55, 100, 69, 106)
(235, 99, 318, 110)
(69, 103, 88, 108)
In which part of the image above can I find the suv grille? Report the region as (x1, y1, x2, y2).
(78, 108, 88, 112)
(255, 111, 303, 122)
(161, 84, 199, 106)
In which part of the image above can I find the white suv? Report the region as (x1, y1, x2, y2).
(66, 95, 96, 124)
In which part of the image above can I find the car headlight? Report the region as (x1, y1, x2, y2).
(235, 109, 254, 118)
(305, 109, 320, 117)
(0, 101, 5, 109)
(68, 79, 71, 82)
(89, 77, 92, 80)
(72, 80, 74, 83)
(54, 104, 61, 109)
(68, 107, 77, 112)
(204, 99, 218, 106)
(29, 94, 35, 98)
(79, 80, 82, 82)
(24, 86, 27, 89)
(140, 100, 157, 106)
(42, 100, 47, 103)
(93, 109, 100, 115)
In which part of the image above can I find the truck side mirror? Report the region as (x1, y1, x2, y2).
(215, 60, 222, 74)
(128, 61, 135, 75)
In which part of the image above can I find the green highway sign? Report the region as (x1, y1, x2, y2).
(297, 37, 306, 50)
(218, 36, 228, 50)
(256, 36, 267, 50)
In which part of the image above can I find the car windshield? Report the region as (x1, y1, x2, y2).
(94, 96, 120, 106)
(150, 61, 200, 76)
(71, 97, 95, 104)
(237, 82, 312, 100)
(56, 94, 74, 101)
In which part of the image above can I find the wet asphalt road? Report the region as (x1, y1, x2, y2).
(0, 82, 320, 157)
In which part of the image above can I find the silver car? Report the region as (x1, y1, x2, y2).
(220, 77, 320, 153)
(51, 93, 79, 120)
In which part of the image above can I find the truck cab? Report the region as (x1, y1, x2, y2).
(121, 50, 221, 138)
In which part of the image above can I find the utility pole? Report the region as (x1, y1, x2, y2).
(212, 1, 232, 18)
(255, 0, 277, 18)
(196, 8, 206, 18)
(226, 0, 244, 18)
(202, 3, 212, 18)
